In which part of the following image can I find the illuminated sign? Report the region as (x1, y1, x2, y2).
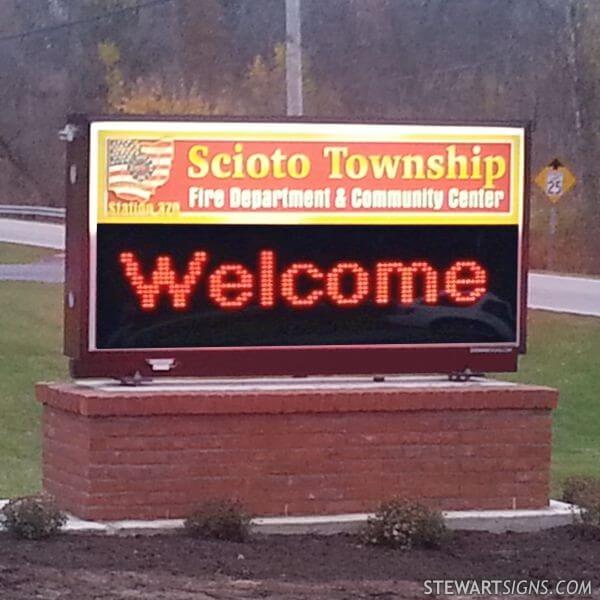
(119, 251, 487, 312)
(64, 117, 529, 377)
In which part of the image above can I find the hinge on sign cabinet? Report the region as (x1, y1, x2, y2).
(118, 359, 176, 385)
(448, 368, 485, 382)
(58, 124, 79, 142)
(119, 371, 152, 387)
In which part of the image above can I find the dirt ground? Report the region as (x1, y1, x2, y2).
(1, 526, 599, 599)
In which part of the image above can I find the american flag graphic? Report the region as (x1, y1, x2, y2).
(107, 139, 174, 202)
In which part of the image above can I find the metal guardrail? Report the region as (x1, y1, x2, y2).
(0, 205, 65, 220)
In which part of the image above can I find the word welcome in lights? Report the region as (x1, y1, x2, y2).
(120, 250, 488, 311)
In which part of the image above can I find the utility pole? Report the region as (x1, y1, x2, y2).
(285, 0, 303, 116)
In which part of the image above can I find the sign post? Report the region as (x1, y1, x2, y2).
(534, 158, 576, 270)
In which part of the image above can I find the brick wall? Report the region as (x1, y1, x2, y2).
(37, 381, 558, 521)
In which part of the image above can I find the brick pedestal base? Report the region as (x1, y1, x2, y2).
(37, 377, 558, 521)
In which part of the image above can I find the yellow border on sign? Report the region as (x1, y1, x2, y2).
(93, 123, 523, 226)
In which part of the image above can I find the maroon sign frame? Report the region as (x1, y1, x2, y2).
(64, 115, 531, 378)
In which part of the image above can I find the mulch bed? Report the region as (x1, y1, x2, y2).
(1, 526, 599, 598)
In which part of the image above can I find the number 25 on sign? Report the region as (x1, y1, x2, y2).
(534, 158, 576, 204)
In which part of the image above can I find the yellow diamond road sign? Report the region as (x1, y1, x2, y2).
(534, 159, 576, 203)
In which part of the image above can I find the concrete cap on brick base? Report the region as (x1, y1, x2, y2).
(36, 376, 558, 417)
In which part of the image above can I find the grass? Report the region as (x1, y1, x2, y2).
(0, 242, 57, 264)
(0, 282, 598, 498)
(0, 282, 66, 497)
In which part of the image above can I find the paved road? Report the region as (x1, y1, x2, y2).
(0, 219, 598, 316)
(0, 217, 64, 249)
(529, 272, 600, 317)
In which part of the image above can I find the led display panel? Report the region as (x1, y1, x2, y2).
(65, 118, 528, 377)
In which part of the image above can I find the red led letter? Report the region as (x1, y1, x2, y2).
(445, 260, 488, 304)
(259, 250, 275, 308)
(208, 264, 254, 309)
(119, 251, 207, 310)
(375, 261, 438, 305)
(280, 263, 324, 307)
(326, 262, 369, 306)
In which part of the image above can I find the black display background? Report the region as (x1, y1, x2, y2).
(95, 224, 519, 349)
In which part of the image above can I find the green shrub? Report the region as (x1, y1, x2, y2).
(0, 493, 66, 540)
(361, 498, 449, 550)
(184, 499, 251, 542)
(562, 475, 600, 506)
(579, 502, 600, 533)
(563, 476, 600, 536)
